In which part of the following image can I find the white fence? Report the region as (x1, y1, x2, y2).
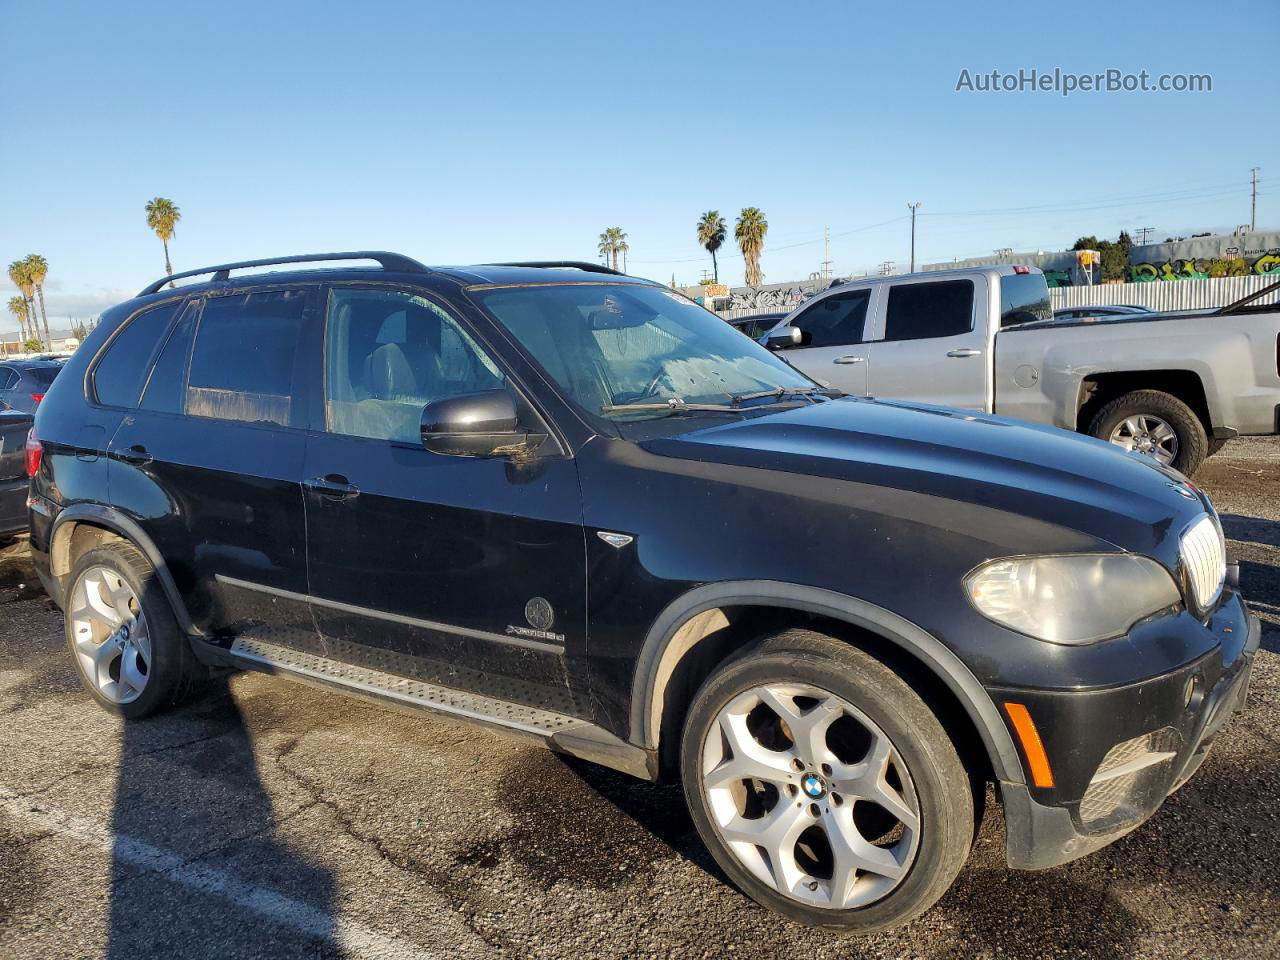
(1049, 275, 1278, 312)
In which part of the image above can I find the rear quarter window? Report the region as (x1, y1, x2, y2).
(93, 301, 183, 407)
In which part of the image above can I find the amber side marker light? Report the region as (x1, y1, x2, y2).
(1003, 702, 1055, 788)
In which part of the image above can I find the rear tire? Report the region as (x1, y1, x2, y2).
(64, 541, 206, 719)
(1088, 389, 1208, 476)
(680, 629, 973, 933)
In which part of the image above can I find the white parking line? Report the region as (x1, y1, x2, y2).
(0, 787, 447, 960)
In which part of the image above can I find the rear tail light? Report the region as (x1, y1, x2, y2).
(25, 428, 43, 478)
(30, 393, 44, 406)
(1011, 265, 1030, 274)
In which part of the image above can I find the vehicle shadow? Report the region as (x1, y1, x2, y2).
(1219, 513, 1280, 550)
(104, 675, 338, 959)
(1219, 514, 1280, 653)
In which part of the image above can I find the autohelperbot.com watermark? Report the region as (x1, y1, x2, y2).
(955, 67, 1212, 97)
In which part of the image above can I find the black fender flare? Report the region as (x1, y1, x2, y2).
(48, 502, 201, 636)
(628, 579, 1024, 785)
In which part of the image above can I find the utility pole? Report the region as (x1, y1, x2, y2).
(906, 203, 921, 272)
(879, 260, 895, 276)
(1251, 167, 1260, 232)
(1136, 226, 1154, 246)
(820, 226, 832, 281)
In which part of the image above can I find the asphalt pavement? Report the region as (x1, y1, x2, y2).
(1, 439, 1277, 959)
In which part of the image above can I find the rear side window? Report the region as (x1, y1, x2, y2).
(791, 290, 871, 347)
(0, 367, 18, 390)
(93, 302, 182, 407)
(998, 273, 1052, 328)
(883, 280, 974, 341)
(187, 290, 307, 426)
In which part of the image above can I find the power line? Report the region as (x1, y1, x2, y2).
(628, 176, 1268, 269)
(921, 179, 1251, 218)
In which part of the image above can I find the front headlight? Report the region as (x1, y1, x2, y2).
(965, 554, 1181, 645)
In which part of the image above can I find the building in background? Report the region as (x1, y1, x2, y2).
(923, 229, 1280, 286)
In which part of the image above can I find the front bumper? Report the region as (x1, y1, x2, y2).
(998, 591, 1260, 870)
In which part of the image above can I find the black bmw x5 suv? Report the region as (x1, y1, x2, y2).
(28, 252, 1259, 931)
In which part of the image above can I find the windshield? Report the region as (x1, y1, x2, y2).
(473, 283, 817, 419)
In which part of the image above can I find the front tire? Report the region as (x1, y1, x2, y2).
(1088, 389, 1208, 475)
(65, 541, 205, 719)
(680, 629, 973, 933)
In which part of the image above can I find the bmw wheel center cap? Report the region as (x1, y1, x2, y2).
(801, 772, 827, 799)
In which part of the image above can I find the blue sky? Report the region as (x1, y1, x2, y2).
(1, 0, 1275, 333)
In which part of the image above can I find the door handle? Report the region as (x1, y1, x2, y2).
(118, 444, 152, 466)
(306, 474, 360, 500)
(833, 356, 866, 364)
(946, 349, 982, 358)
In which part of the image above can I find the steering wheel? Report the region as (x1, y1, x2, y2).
(612, 368, 671, 405)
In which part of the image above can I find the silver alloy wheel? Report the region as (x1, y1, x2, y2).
(1108, 414, 1179, 465)
(701, 683, 921, 910)
(68, 565, 151, 704)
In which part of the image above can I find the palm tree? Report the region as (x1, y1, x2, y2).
(23, 254, 51, 350)
(696, 211, 727, 284)
(145, 197, 182, 287)
(7, 296, 30, 348)
(7, 260, 40, 349)
(597, 227, 628, 271)
(735, 208, 768, 287)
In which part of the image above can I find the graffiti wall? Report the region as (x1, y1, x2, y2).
(725, 279, 828, 312)
(923, 230, 1280, 287)
(1127, 247, 1280, 282)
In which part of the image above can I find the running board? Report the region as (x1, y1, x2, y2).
(228, 636, 655, 779)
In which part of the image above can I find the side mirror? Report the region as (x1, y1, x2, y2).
(421, 390, 529, 458)
(765, 325, 804, 350)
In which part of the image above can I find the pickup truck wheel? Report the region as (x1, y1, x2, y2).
(680, 629, 973, 933)
(1089, 390, 1208, 475)
(65, 542, 206, 719)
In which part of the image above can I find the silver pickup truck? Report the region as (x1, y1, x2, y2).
(764, 266, 1280, 475)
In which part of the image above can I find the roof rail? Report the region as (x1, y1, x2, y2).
(138, 251, 430, 296)
(491, 261, 625, 276)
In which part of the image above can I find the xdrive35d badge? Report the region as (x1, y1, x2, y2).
(28, 252, 1262, 933)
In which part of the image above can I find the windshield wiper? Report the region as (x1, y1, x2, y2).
(728, 386, 834, 405)
(601, 398, 740, 415)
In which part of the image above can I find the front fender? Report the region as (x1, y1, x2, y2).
(628, 579, 1024, 785)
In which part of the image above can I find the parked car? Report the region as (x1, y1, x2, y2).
(764, 266, 1280, 475)
(0, 359, 62, 413)
(1052, 304, 1151, 322)
(29, 252, 1258, 933)
(0, 407, 34, 538)
(726, 312, 788, 340)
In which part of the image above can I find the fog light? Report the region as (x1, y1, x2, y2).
(1183, 672, 1204, 713)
